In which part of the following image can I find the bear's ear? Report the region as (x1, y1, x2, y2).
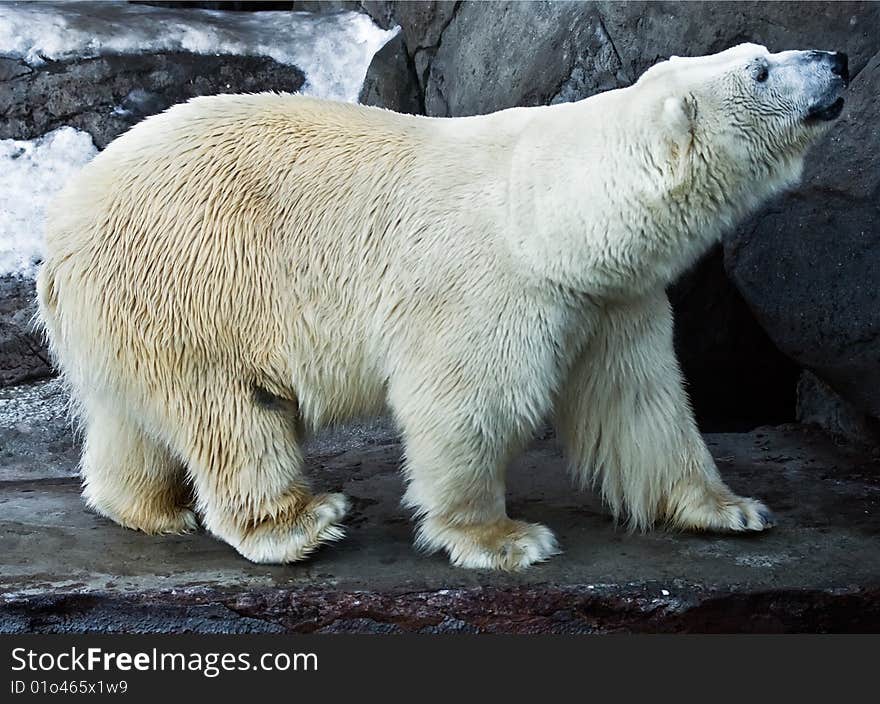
(660, 94, 697, 182)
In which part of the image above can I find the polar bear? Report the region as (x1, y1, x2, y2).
(37, 44, 847, 570)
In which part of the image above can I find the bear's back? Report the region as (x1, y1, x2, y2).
(44, 93, 428, 259)
(39, 94, 451, 367)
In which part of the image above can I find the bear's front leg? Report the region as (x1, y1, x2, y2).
(555, 292, 775, 533)
(389, 370, 559, 571)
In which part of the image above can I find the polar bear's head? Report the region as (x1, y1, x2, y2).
(640, 43, 848, 200)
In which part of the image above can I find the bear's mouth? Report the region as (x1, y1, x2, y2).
(806, 96, 845, 122)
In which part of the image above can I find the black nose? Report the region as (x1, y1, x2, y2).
(830, 52, 849, 84)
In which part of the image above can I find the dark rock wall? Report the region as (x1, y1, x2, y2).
(668, 249, 799, 431)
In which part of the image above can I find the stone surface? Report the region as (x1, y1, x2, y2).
(0, 380, 79, 482)
(423, 2, 623, 117)
(725, 51, 880, 423)
(0, 52, 305, 149)
(1, 380, 877, 633)
(359, 32, 422, 114)
(0, 276, 50, 386)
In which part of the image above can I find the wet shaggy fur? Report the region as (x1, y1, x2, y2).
(38, 44, 839, 569)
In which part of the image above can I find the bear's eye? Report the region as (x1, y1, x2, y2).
(754, 64, 769, 83)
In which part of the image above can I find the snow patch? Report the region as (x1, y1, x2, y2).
(0, 1, 398, 102)
(0, 128, 97, 278)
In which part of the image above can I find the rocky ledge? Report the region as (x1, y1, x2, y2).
(1, 380, 877, 633)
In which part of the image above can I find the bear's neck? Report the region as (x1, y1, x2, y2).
(499, 99, 789, 301)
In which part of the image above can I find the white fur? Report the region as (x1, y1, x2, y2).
(37, 45, 835, 569)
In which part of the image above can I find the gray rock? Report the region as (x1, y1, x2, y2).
(0, 276, 50, 386)
(423, 2, 627, 117)
(725, 50, 880, 422)
(0, 58, 31, 82)
(376, 1, 458, 54)
(359, 1, 400, 30)
(0, 52, 305, 149)
(797, 371, 880, 449)
(598, 0, 880, 82)
(0, 378, 77, 480)
(358, 32, 422, 114)
(361, 1, 458, 93)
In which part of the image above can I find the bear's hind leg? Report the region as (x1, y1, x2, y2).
(80, 404, 197, 535)
(391, 381, 558, 571)
(176, 380, 348, 564)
